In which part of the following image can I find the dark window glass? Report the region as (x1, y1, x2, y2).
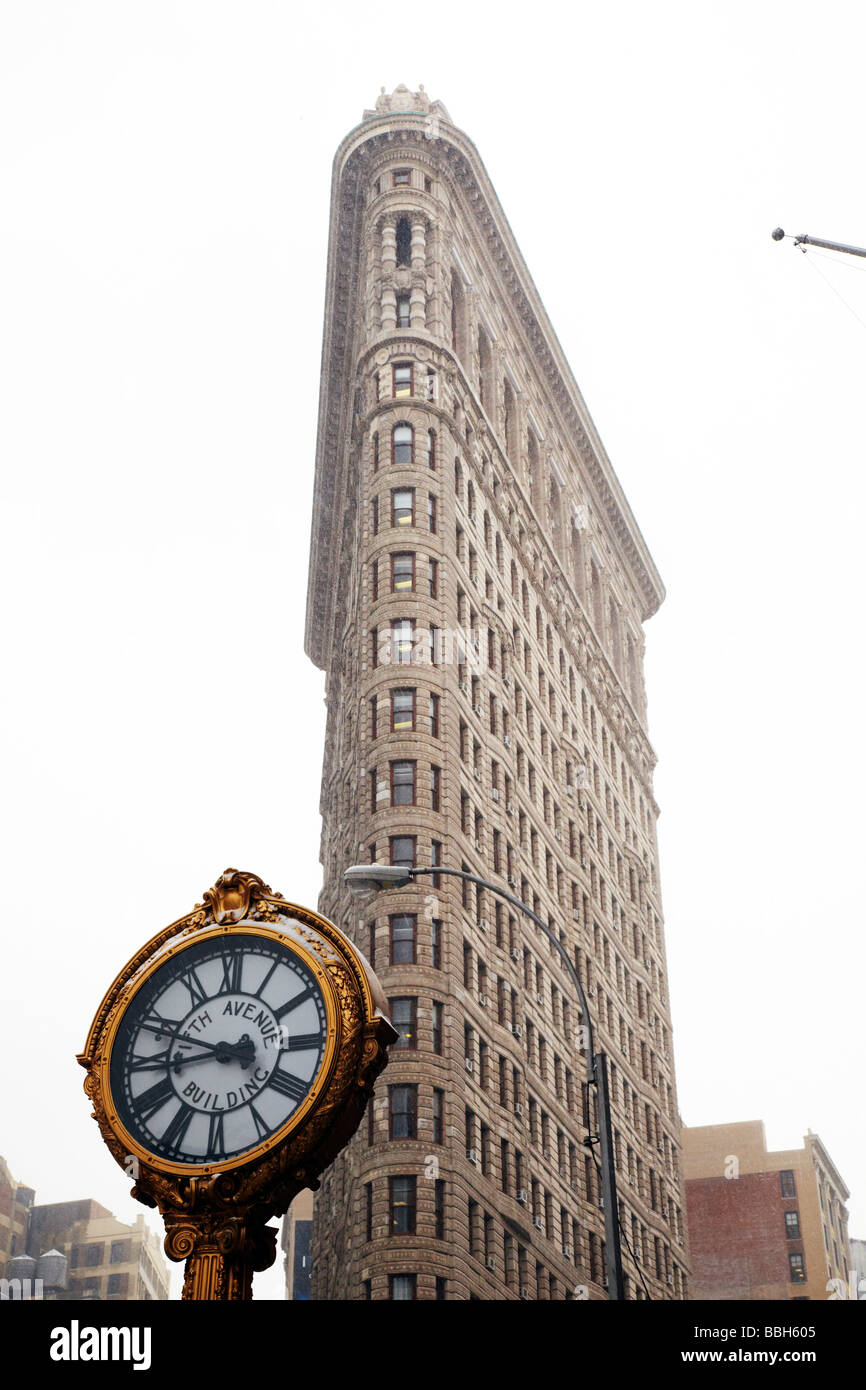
(389, 1272, 416, 1300)
(392, 487, 414, 526)
(391, 688, 415, 732)
(389, 1084, 417, 1138)
(785, 1211, 801, 1239)
(780, 1170, 797, 1199)
(389, 835, 415, 868)
(392, 552, 415, 593)
(393, 426, 413, 467)
(393, 363, 413, 398)
(390, 997, 417, 1049)
(432, 1000, 444, 1053)
(389, 1176, 416, 1233)
(389, 914, 417, 964)
(390, 761, 415, 806)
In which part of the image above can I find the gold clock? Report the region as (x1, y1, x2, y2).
(78, 869, 397, 1299)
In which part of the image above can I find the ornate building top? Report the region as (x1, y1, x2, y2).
(363, 84, 452, 123)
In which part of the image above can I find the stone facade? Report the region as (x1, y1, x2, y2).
(304, 86, 688, 1300)
(683, 1121, 852, 1300)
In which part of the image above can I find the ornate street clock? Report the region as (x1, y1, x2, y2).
(78, 869, 397, 1299)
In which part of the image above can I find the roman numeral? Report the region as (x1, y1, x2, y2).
(283, 1033, 322, 1053)
(249, 1104, 270, 1141)
(219, 953, 244, 994)
(160, 1103, 194, 1155)
(274, 985, 315, 1021)
(137, 1077, 175, 1120)
(269, 1068, 308, 1103)
(178, 967, 209, 1009)
(207, 1112, 225, 1158)
(255, 958, 280, 998)
(129, 1050, 171, 1072)
(139, 1011, 182, 1040)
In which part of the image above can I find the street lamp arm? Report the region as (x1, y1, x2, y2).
(404, 865, 596, 1065)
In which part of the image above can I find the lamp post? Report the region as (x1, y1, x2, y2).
(344, 861, 626, 1300)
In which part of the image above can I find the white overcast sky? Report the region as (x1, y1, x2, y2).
(2, 3, 864, 1299)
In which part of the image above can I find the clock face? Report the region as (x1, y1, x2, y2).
(108, 931, 331, 1168)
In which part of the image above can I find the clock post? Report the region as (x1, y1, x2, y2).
(77, 869, 398, 1300)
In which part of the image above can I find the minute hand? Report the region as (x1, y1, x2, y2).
(138, 1022, 251, 1061)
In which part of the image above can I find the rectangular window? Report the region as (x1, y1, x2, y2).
(390, 760, 416, 806)
(107, 1272, 128, 1297)
(389, 1084, 418, 1139)
(391, 488, 415, 528)
(780, 1170, 797, 1199)
(428, 557, 438, 598)
(427, 693, 440, 739)
(389, 835, 416, 868)
(85, 1244, 103, 1268)
(396, 293, 411, 327)
(431, 843, 442, 891)
(370, 558, 379, 601)
(430, 764, 441, 811)
(431, 918, 442, 969)
(393, 362, 413, 397)
(789, 1252, 806, 1283)
(367, 921, 376, 971)
(432, 1000, 444, 1053)
(391, 618, 414, 665)
(389, 1273, 416, 1300)
(389, 913, 417, 964)
(389, 1176, 417, 1234)
(434, 1178, 446, 1239)
(433, 1088, 444, 1145)
(427, 493, 438, 533)
(393, 169, 410, 186)
(372, 495, 379, 533)
(391, 687, 415, 732)
(389, 997, 417, 1049)
(785, 1210, 802, 1239)
(391, 551, 415, 593)
(365, 1183, 373, 1242)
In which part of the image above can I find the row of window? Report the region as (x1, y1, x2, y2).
(68, 1240, 132, 1268)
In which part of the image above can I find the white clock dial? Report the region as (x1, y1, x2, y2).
(110, 933, 329, 1164)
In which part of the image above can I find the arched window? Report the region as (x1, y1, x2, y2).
(392, 423, 413, 466)
(396, 217, 412, 267)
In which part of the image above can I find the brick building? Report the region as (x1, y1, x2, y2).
(683, 1121, 852, 1300)
(303, 85, 688, 1300)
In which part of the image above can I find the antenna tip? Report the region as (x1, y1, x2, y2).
(771, 227, 785, 242)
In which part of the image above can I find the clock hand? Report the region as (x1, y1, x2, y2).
(138, 1022, 250, 1061)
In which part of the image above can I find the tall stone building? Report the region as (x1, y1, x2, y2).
(304, 85, 687, 1300)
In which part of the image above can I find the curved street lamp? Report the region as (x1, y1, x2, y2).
(344, 861, 625, 1300)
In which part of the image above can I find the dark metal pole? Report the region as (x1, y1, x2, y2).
(402, 863, 626, 1300)
(593, 1051, 625, 1300)
(772, 227, 866, 259)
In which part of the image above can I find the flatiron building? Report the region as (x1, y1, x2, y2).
(304, 85, 688, 1300)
